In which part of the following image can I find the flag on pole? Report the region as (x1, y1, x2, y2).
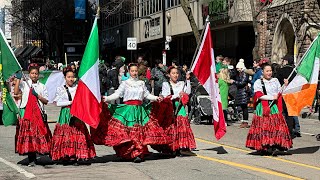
(191, 23, 226, 140)
(282, 34, 320, 116)
(39, 71, 65, 103)
(71, 17, 101, 128)
(0, 29, 22, 126)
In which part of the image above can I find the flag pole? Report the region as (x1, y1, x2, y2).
(189, 15, 210, 69)
(174, 16, 210, 116)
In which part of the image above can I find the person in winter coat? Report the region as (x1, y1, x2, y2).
(230, 59, 250, 128)
(151, 59, 168, 96)
(250, 59, 265, 97)
(107, 62, 120, 104)
(276, 54, 300, 138)
(218, 67, 232, 125)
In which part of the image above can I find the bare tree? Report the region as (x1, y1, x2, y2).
(180, 0, 200, 44)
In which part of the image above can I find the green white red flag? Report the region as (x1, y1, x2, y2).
(39, 71, 65, 103)
(71, 17, 101, 128)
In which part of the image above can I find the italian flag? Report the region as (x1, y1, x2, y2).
(71, 18, 101, 128)
(191, 22, 226, 140)
(283, 34, 320, 116)
(39, 71, 65, 103)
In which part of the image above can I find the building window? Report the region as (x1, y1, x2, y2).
(134, 0, 164, 18)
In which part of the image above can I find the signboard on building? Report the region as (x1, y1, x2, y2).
(127, 37, 137, 50)
(202, 0, 229, 25)
(75, 0, 86, 20)
(144, 17, 161, 39)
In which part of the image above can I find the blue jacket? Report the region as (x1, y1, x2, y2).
(251, 68, 262, 96)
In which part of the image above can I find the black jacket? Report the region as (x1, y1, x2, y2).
(106, 68, 119, 90)
(234, 71, 249, 105)
(276, 65, 296, 85)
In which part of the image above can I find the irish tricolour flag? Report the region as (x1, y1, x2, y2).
(191, 22, 226, 140)
(283, 34, 320, 116)
(71, 17, 101, 128)
(39, 71, 65, 103)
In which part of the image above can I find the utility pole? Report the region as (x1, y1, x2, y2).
(162, 0, 167, 65)
(162, 0, 166, 49)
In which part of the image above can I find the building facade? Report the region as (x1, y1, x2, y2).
(102, 0, 255, 67)
(257, 0, 320, 64)
(0, 5, 12, 44)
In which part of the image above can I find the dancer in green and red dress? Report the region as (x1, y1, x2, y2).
(153, 66, 196, 156)
(246, 63, 292, 155)
(14, 64, 52, 166)
(50, 67, 96, 165)
(91, 63, 172, 163)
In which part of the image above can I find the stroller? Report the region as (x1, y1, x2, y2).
(188, 83, 213, 125)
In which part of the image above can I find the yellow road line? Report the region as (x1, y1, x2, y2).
(195, 138, 320, 171)
(196, 155, 304, 180)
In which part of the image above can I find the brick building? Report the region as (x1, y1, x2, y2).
(257, 0, 320, 64)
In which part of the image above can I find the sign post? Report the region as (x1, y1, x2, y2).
(127, 37, 137, 62)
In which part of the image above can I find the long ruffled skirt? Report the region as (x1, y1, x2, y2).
(16, 109, 52, 155)
(246, 103, 292, 151)
(152, 101, 196, 152)
(50, 107, 96, 161)
(91, 99, 173, 159)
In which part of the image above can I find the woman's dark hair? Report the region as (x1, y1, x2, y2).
(167, 66, 178, 74)
(155, 59, 162, 65)
(124, 64, 128, 77)
(63, 66, 74, 76)
(28, 63, 39, 73)
(260, 62, 272, 70)
(128, 63, 138, 70)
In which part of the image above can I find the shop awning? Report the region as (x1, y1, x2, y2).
(21, 46, 36, 58)
(14, 47, 28, 58)
(30, 47, 42, 57)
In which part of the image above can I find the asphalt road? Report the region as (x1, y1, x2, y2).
(0, 104, 319, 180)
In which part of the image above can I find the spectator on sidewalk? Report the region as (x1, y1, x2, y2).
(151, 59, 168, 96)
(107, 62, 120, 104)
(231, 59, 250, 128)
(277, 54, 299, 138)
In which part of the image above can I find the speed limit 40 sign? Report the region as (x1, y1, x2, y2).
(127, 37, 137, 50)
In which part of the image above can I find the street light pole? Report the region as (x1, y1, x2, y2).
(162, 0, 166, 49)
(162, 0, 166, 65)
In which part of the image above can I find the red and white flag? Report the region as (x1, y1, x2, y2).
(191, 23, 226, 140)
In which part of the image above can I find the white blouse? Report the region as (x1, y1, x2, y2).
(161, 80, 191, 99)
(105, 77, 158, 102)
(54, 84, 77, 107)
(253, 78, 281, 100)
(19, 80, 48, 108)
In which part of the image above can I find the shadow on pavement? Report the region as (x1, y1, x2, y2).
(287, 146, 320, 155)
(203, 146, 228, 154)
(17, 155, 54, 166)
(91, 154, 119, 163)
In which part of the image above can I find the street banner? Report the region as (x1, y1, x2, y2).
(0, 29, 21, 126)
(191, 22, 226, 140)
(75, 0, 86, 20)
(71, 17, 101, 128)
(283, 34, 320, 116)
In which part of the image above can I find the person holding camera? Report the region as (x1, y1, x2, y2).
(151, 59, 168, 96)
